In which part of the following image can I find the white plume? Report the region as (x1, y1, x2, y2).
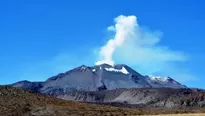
(96, 15, 137, 66)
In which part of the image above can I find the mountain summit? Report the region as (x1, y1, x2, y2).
(12, 63, 186, 94)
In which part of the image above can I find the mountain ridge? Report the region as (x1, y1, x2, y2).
(12, 63, 186, 93)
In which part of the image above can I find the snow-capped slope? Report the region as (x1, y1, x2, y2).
(146, 75, 186, 88)
(12, 63, 186, 94)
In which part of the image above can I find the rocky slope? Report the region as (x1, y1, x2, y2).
(0, 86, 205, 116)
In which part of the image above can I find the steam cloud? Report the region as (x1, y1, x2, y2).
(96, 15, 138, 66)
(95, 15, 188, 76)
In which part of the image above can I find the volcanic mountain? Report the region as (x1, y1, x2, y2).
(12, 64, 186, 95)
(10, 64, 205, 109)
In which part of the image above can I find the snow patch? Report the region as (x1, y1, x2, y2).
(92, 69, 96, 72)
(149, 75, 170, 82)
(105, 67, 129, 74)
(81, 66, 86, 70)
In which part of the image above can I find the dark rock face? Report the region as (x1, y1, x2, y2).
(97, 82, 107, 91)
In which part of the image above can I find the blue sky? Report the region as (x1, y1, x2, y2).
(0, 0, 205, 88)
